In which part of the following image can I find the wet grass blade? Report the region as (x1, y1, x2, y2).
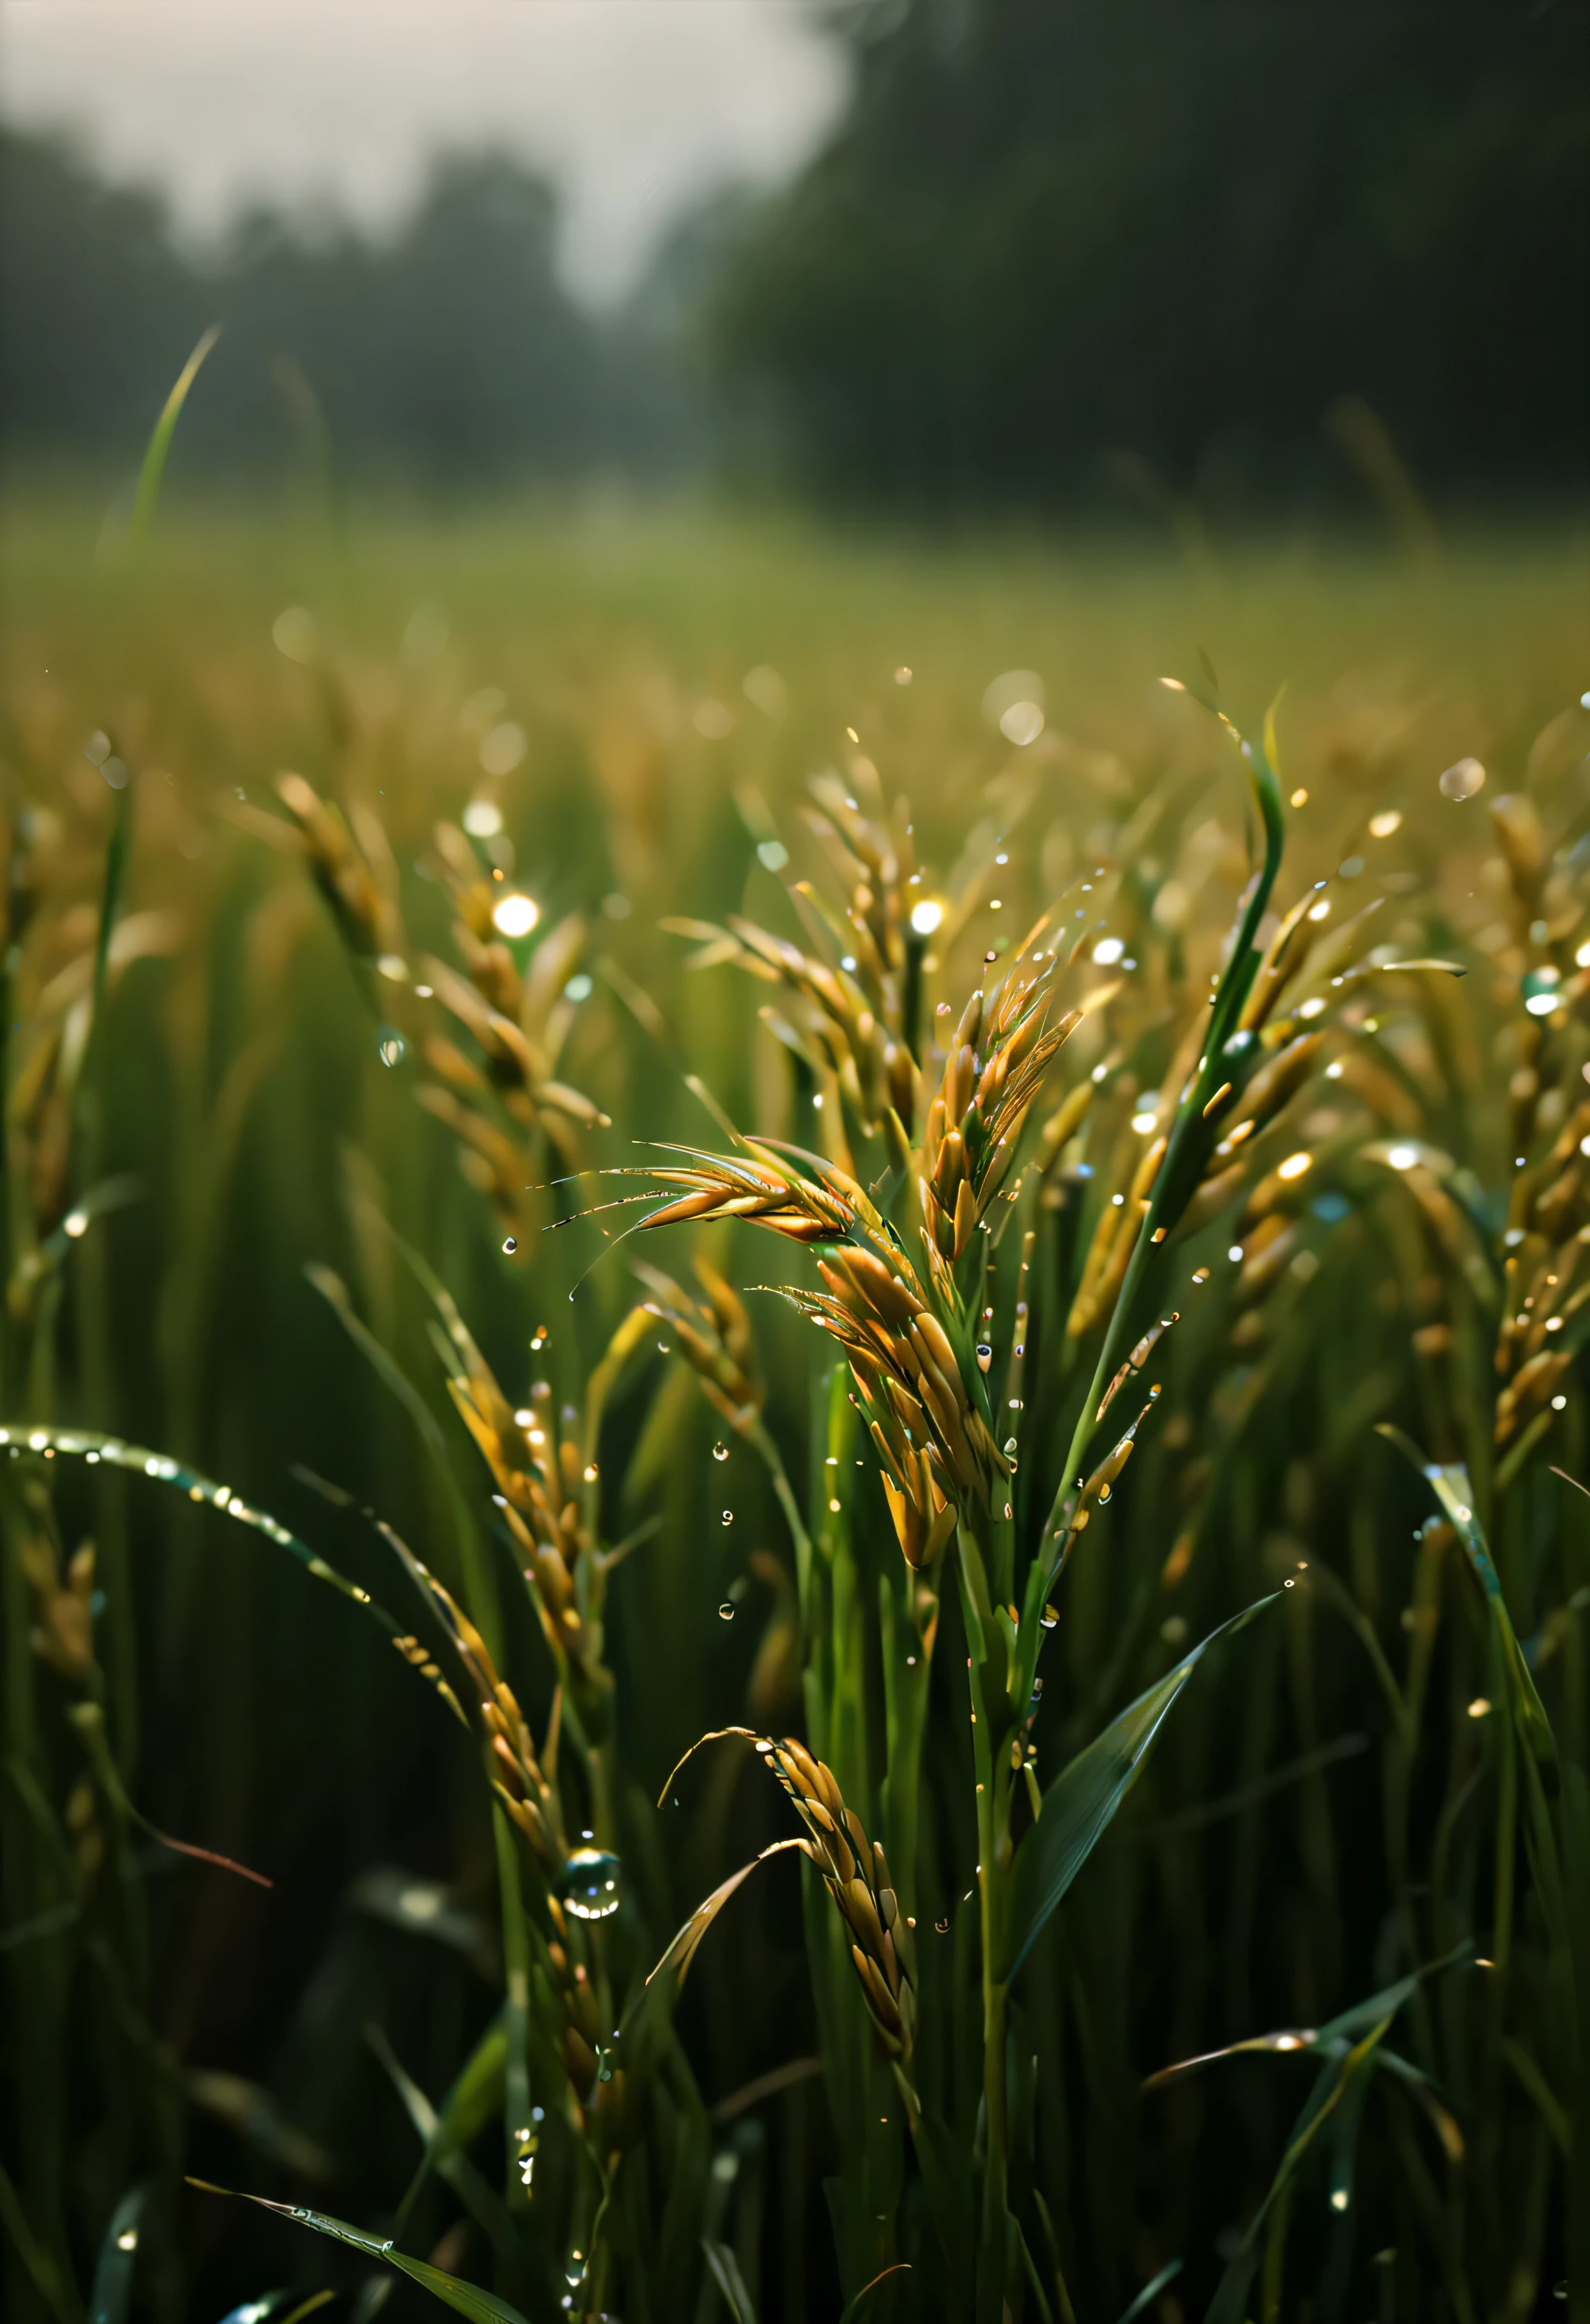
(0, 1424, 396, 1628)
(1377, 1426, 1554, 1758)
(1005, 1595, 1277, 1977)
(88, 2189, 143, 2324)
(1114, 2259, 1182, 2324)
(186, 2183, 531, 2324)
(1145, 1943, 1473, 2087)
(1204, 2018, 1394, 2324)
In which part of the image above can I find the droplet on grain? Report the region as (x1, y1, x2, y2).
(975, 1343, 993, 1372)
(712, 1440, 729, 1462)
(1438, 756, 1485, 801)
(502, 1237, 518, 1255)
(376, 1026, 406, 1068)
(555, 1847, 622, 1920)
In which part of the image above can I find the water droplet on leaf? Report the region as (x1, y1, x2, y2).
(712, 1440, 729, 1462)
(503, 1237, 518, 1254)
(376, 1026, 406, 1068)
(719, 1602, 734, 1620)
(721, 1509, 733, 1526)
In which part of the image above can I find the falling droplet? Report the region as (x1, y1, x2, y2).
(1438, 756, 1485, 801)
(719, 1602, 735, 1620)
(555, 1847, 622, 1920)
(376, 1026, 406, 1068)
(503, 1237, 518, 1254)
(712, 1440, 729, 1462)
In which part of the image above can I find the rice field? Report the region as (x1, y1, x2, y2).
(0, 487, 1586, 2324)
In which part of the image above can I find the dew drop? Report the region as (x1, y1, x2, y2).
(721, 1509, 733, 1526)
(1438, 756, 1485, 801)
(503, 1237, 518, 1254)
(376, 1026, 406, 1068)
(935, 1917, 949, 1933)
(555, 1846, 622, 1920)
(719, 1602, 735, 1621)
(712, 1440, 729, 1462)
(975, 1343, 993, 1372)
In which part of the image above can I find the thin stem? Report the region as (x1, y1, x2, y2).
(746, 1414, 813, 1586)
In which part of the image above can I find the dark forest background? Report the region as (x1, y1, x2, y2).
(3, 0, 1587, 510)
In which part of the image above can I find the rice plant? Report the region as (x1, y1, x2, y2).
(0, 475, 1584, 2324)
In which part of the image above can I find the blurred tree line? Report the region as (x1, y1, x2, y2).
(714, 0, 1590, 510)
(3, 0, 1586, 507)
(0, 129, 712, 485)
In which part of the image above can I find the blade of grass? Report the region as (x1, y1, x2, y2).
(127, 326, 220, 550)
(186, 2184, 531, 2324)
(1005, 1593, 1277, 1977)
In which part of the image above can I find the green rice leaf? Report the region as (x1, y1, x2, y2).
(129, 326, 220, 546)
(839, 2263, 913, 2323)
(0, 1423, 392, 1626)
(89, 2186, 144, 2324)
(703, 2241, 760, 2322)
(185, 2183, 529, 2324)
(1145, 1942, 1473, 2086)
(1004, 1595, 1277, 1977)
(647, 1837, 809, 1993)
(1115, 2259, 1182, 2324)
(1205, 2016, 1393, 2324)
(1376, 1427, 1554, 1761)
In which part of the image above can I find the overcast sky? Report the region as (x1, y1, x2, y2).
(0, 1, 849, 302)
